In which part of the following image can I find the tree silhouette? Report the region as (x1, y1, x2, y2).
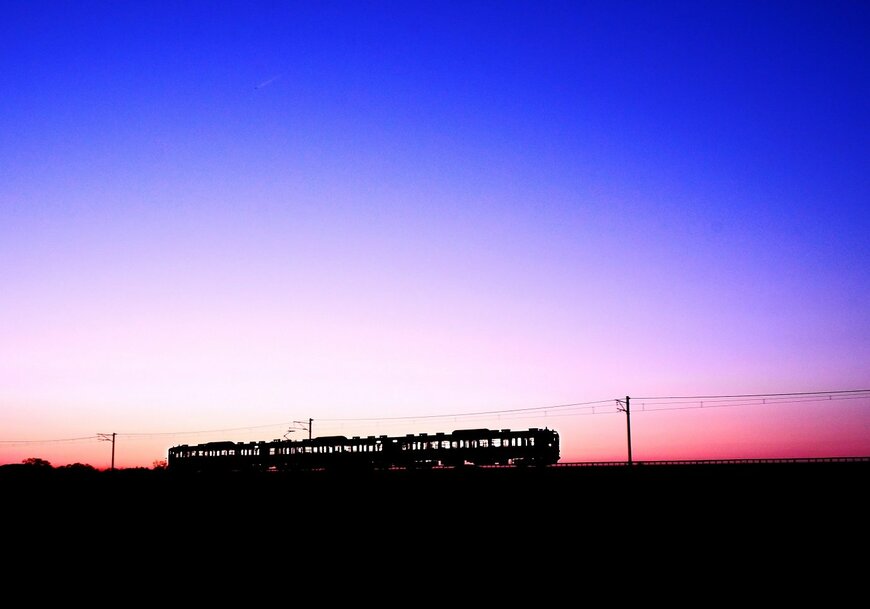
(22, 457, 52, 468)
(59, 462, 97, 472)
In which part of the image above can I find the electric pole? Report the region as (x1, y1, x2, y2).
(98, 432, 116, 470)
(616, 396, 632, 466)
(289, 419, 313, 440)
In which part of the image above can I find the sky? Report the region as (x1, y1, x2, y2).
(1, 1, 868, 469)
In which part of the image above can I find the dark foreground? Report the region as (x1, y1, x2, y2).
(3, 461, 867, 584)
(4, 460, 866, 519)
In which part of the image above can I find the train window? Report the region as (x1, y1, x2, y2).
(480, 439, 489, 448)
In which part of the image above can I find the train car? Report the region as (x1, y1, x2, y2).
(167, 427, 559, 473)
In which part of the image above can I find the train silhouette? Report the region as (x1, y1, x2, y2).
(167, 427, 560, 472)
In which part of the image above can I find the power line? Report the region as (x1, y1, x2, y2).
(0, 435, 98, 445)
(0, 424, 298, 447)
(630, 391, 870, 414)
(316, 398, 616, 423)
(632, 388, 870, 400)
(632, 395, 865, 407)
(1, 388, 867, 446)
(118, 421, 297, 438)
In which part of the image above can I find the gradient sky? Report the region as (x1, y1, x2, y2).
(1, 1, 868, 469)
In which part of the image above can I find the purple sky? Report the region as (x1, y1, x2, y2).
(1, 1, 868, 468)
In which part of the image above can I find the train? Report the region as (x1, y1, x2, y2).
(167, 427, 560, 473)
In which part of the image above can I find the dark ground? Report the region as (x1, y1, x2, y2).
(4, 460, 866, 523)
(3, 461, 866, 589)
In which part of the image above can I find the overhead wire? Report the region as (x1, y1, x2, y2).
(1, 389, 867, 446)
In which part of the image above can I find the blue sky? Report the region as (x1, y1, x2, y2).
(1, 1, 868, 467)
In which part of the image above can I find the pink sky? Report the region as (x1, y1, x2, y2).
(2, 393, 867, 470)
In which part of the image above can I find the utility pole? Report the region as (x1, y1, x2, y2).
(289, 419, 313, 440)
(625, 395, 632, 466)
(616, 396, 632, 466)
(98, 432, 116, 470)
